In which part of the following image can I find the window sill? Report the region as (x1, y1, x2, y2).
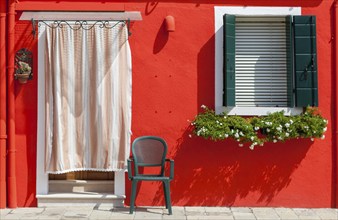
(215, 106, 303, 116)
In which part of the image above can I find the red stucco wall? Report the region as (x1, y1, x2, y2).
(12, 0, 335, 207)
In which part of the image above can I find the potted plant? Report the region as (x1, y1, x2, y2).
(191, 105, 328, 150)
(15, 61, 32, 84)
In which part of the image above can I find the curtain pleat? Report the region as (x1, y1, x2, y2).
(44, 23, 132, 173)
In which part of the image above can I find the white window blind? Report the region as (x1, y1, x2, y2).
(235, 16, 288, 107)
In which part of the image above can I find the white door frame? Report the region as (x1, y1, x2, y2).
(36, 24, 126, 197)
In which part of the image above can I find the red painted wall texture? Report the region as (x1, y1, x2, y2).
(13, 0, 335, 207)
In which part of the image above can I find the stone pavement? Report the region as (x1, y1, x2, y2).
(1, 206, 337, 220)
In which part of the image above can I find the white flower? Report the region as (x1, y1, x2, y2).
(323, 127, 327, 132)
(259, 143, 264, 146)
(216, 120, 219, 124)
(276, 127, 282, 131)
(231, 129, 234, 133)
(239, 131, 244, 136)
(201, 105, 207, 109)
(188, 134, 192, 138)
(224, 116, 227, 119)
(220, 123, 223, 126)
(278, 136, 283, 140)
(249, 145, 255, 150)
(266, 128, 270, 133)
(311, 138, 314, 141)
(238, 143, 243, 147)
(234, 133, 239, 138)
(237, 139, 241, 142)
(290, 119, 293, 124)
(273, 139, 277, 143)
(250, 136, 255, 141)
(190, 122, 195, 126)
(321, 135, 325, 140)
(254, 127, 259, 131)
(285, 123, 290, 128)
(285, 132, 289, 137)
(324, 119, 328, 124)
(224, 134, 229, 138)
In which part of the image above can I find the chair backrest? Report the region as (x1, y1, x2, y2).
(131, 136, 168, 175)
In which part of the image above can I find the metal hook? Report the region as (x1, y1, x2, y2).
(127, 19, 132, 36)
(31, 19, 37, 39)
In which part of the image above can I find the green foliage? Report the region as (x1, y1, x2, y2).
(192, 106, 328, 150)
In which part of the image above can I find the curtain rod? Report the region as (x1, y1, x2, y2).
(33, 19, 132, 37)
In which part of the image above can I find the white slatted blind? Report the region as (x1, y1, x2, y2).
(235, 16, 288, 107)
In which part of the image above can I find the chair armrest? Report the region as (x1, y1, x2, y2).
(165, 159, 174, 180)
(127, 158, 134, 180)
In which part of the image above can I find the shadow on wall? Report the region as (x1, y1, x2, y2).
(150, 30, 312, 206)
(153, 19, 169, 54)
(153, 127, 312, 206)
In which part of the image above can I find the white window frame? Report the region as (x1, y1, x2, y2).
(214, 6, 303, 116)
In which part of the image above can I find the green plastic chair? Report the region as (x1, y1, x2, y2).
(127, 136, 174, 215)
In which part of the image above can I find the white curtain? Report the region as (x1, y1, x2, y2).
(44, 23, 132, 173)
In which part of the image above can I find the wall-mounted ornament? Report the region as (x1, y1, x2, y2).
(15, 48, 33, 84)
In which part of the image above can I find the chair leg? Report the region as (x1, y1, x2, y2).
(164, 181, 172, 215)
(162, 181, 168, 209)
(130, 180, 138, 214)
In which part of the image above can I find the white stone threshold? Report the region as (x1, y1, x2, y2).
(37, 193, 126, 207)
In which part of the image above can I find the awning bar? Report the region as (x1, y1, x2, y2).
(19, 11, 142, 21)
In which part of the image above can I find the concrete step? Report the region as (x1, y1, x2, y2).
(49, 180, 114, 193)
(36, 192, 125, 207)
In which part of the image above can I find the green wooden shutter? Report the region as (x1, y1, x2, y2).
(286, 16, 294, 107)
(293, 15, 318, 107)
(223, 14, 236, 106)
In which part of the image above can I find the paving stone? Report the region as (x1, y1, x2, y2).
(162, 207, 186, 219)
(231, 207, 253, 213)
(88, 209, 112, 219)
(93, 203, 114, 211)
(171, 206, 186, 215)
(1, 206, 338, 220)
(163, 214, 187, 220)
(36, 207, 66, 219)
(134, 211, 163, 220)
(38, 215, 63, 220)
(11, 207, 45, 214)
(2, 213, 23, 219)
(252, 207, 280, 219)
(205, 206, 232, 215)
(185, 207, 206, 216)
(275, 208, 299, 220)
(0, 209, 12, 216)
(112, 207, 130, 213)
(312, 208, 338, 220)
(293, 208, 320, 220)
(232, 212, 256, 220)
(110, 207, 135, 220)
(140, 206, 165, 214)
(63, 209, 92, 219)
(187, 215, 234, 220)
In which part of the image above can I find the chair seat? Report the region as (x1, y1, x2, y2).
(132, 175, 170, 181)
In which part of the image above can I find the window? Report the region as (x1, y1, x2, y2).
(215, 7, 318, 115)
(230, 16, 290, 107)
